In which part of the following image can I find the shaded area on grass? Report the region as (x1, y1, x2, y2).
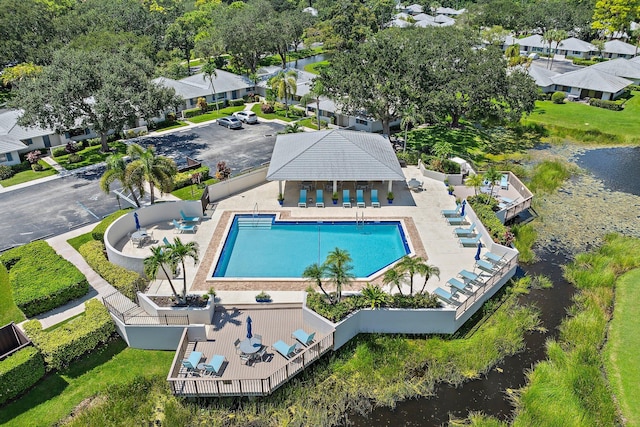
(250, 104, 302, 122)
(0, 263, 24, 325)
(54, 141, 127, 170)
(171, 178, 216, 200)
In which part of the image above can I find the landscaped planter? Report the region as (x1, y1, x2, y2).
(138, 293, 214, 324)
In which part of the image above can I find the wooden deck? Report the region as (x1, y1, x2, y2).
(167, 305, 334, 397)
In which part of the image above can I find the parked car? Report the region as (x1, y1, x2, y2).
(217, 116, 242, 129)
(233, 110, 258, 124)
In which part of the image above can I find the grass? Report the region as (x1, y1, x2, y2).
(526, 159, 575, 194)
(0, 160, 57, 187)
(304, 59, 330, 74)
(0, 263, 24, 325)
(152, 120, 188, 132)
(525, 91, 640, 144)
(43, 312, 85, 332)
(604, 268, 640, 426)
(67, 232, 94, 252)
(512, 233, 640, 426)
(250, 104, 302, 122)
(171, 178, 216, 200)
(185, 106, 245, 124)
(54, 141, 127, 170)
(0, 338, 173, 427)
(512, 223, 537, 263)
(297, 118, 322, 130)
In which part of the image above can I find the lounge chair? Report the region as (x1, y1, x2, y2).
(203, 355, 226, 376)
(292, 329, 316, 346)
(181, 350, 202, 373)
(273, 340, 299, 359)
(172, 219, 196, 233)
(434, 287, 458, 305)
(441, 204, 461, 217)
(446, 216, 466, 225)
(447, 278, 469, 294)
(163, 237, 171, 246)
(180, 210, 200, 223)
(371, 189, 380, 208)
(484, 252, 506, 265)
(454, 223, 476, 237)
(356, 189, 365, 208)
(298, 189, 307, 208)
(500, 174, 509, 190)
(459, 269, 481, 284)
(316, 189, 324, 207)
(459, 235, 482, 247)
(343, 189, 351, 208)
(476, 259, 497, 273)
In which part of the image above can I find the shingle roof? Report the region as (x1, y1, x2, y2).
(591, 58, 640, 80)
(0, 135, 26, 155)
(406, 4, 423, 14)
(0, 109, 53, 145)
(559, 37, 595, 53)
(516, 35, 546, 49)
(413, 13, 434, 21)
(153, 69, 252, 100)
(550, 67, 632, 93)
(603, 39, 638, 56)
(266, 130, 405, 181)
(525, 64, 559, 87)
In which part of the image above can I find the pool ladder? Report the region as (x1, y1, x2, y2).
(356, 212, 365, 229)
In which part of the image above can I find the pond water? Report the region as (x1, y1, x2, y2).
(575, 146, 640, 196)
(287, 54, 330, 70)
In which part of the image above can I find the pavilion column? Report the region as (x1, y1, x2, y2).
(279, 181, 283, 195)
(333, 180, 337, 193)
(388, 180, 393, 193)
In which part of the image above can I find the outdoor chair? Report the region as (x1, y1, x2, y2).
(273, 340, 299, 359)
(484, 252, 506, 266)
(203, 355, 226, 376)
(343, 190, 351, 208)
(476, 259, 497, 274)
(292, 329, 316, 346)
(434, 287, 458, 305)
(459, 235, 482, 247)
(316, 189, 324, 207)
(256, 345, 268, 362)
(441, 204, 461, 217)
(163, 237, 171, 246)
(233, 338, 241, 354)
(447, 278, 470, 294)
(182, 351, 202, 373)
(454, 223, 476, 237)
(371, 189, 380, 208)
(180, 210, 200, 223)
(298, 189, 307, 208)
(172, 219, 196, 234)
(446, 216, 466, 225)
(459, 269, 481, 285)
(253, 334, 262, 344)
(356, 189, 365, 208)
(500, 174, 509, 190)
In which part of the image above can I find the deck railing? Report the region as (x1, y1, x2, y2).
(103, 291, 189, 325)
(168, 333, 334, 397)
(454, 254, 518, 319)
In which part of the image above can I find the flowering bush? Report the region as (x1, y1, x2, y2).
(26, 150, 41, 164)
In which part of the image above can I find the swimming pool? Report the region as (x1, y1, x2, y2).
(213, 215, 411, 278)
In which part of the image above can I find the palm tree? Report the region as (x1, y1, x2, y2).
(269, 70, 298, 118)
(143, 246, 180, 301)
(396, 255, 426, 296)
(400, 104, 422, 152)
(125, 144, 177, 204)
(483, 166, 502, 200)
(550, 30, 567, 70)
(302, 263, 333, 303)
(282, 123, 304, 133)
(325, 247, 354, 302)
(418, 263, 440, 294)
(167, 237, 199, 300)
(100, 154, 141, 207)
(383, 267, 404, 295)
(298, 79, 326, 130)
(465, 173, 484, 196)
(543, 30, 555, 69)
(201, 59, 219, 113)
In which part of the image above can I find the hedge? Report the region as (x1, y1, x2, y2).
(551, 91, 565, 104)
(0, 241, 89, 317)
(589, 98, 624, 111)
(23, 299, 115, 371)
(182, 100, 226, 118)
(469, 201, 509, 244)
(228, 98, 245, 107)
(91, 209, 131, 242)
(0, 345, 45, 405)
(173, 165, 210, 190)
(79, 240, 146, 299)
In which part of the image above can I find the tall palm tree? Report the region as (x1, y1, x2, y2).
(383, 268, 404, 296)
(302, 263, 333, 303)
(201, 59, 219, 113)
(483, 166, 502, 200)
(550, 30, 567, 71)
(167, 237, 199, 300)
(269, 70, 298, 118)
(418, 263, 441, 294)
(396, 255, 427, 296)
(298, 79, 326, 130)
(100, 154, 141, 207)
(325, 247, 354, 302)
(143, 246, 180, 301)
(465, 173, 484, 196)
(125, 143, 177, 204)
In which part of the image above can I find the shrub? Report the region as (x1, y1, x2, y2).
(166, 112, 177, 122)
(182, 107, 203, 118)
(23, 299, 115, 371)
(65, 142, 80, 153)
(551, 91, 566, 104)
(26, 150, 41, 164)
(228, 98, 245, 107)
(588, 98, 624, 111)
(91, 209, 130, 242)
(0, 241, 89, 317)
(79, 241, 146, 299)
(31, 162, 44, 172)
(0, 346, 45, 405)
(396, 151, 419, 165)
(172, 166, 210, 190)
(68, 153, 82, 163)
(261, 103, 274, 114)
(0, 165, 14, 179)
(468, 201, 510, 245)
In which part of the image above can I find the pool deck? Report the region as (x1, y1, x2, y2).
(141, 166, 490, 304)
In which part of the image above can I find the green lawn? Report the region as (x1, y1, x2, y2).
(525, 91, 640, 143)
(0, 160, 57, 187)
(0, 264, 24, 325)
(171, 178, 216, 200)
(304, 60, 330, 75)
(67, 232, 94, 252)
(54, 141, 127, 170)
(152, 120, 188, 132)
(0, 339, 173, 427)
(250, 104, 302, 122)
(186, 106, 245, 124)
(604, 268, 640, 426)
(297, 118, 320, 130)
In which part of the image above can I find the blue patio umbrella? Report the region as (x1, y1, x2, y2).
(460, 199, 466, 217)
(133, 212, 140, 230)
(474, 242, 482, 261)
(246, 316, 253, 339)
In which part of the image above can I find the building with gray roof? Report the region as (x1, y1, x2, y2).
(603, 40, 638, 59)
(591, 58, 640, 84)
(550, 67, 632, 100)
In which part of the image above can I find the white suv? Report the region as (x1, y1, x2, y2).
(233, 110, 258, 124)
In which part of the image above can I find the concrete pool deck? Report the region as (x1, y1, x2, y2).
(145, 165, 489, 301)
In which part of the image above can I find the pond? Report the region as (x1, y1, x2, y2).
(575, 146, 640, 196)
(287, 54, 330, 70)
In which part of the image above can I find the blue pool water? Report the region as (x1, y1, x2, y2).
(213, 215, 410, 278)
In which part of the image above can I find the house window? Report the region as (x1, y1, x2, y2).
(0, 153, 7, 163)
(43, 135, 51, 148)
(356, 118, 368, 125)
(25, 138, 33, 145)
(85, 128, 91, 134)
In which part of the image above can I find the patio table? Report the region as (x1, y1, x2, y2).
(239, 337, 262, 354)
(131, 229, 148, 248)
